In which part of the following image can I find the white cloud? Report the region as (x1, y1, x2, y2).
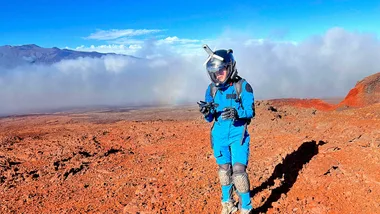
(111, 38, 145, 45)
(80, 28, 205, 56)
(85, 29, 163, 40)
(1, 27, 380, 116)
(0, 54, 207, 116)
(156, 36, 200, 44)
(153, 36, 202, 55)
(73, 44, 141, 55)
(220, 27, 380, 99)
(71, 36, 204, 57)
(243, 38, 297, 46)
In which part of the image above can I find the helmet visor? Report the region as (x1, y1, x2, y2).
(206, 58, 227, 73)
(206, 60, 229, 85)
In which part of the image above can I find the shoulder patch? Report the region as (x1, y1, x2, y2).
(245, 83, 253, 93)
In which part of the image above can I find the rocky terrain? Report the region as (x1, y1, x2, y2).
(336, 72, 380, 108)
(0, 73, 379, 213)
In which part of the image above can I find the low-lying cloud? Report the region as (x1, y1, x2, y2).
(0, 55, 206, 115)
(1, 27, 380, 116)
(228, 28, 380, 99)
(85, 29, 163, 40)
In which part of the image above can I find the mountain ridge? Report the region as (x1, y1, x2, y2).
(0, 44, 138, 68)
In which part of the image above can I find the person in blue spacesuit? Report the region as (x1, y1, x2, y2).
(198, 45, 255, 214)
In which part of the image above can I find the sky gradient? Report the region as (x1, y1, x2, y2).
(1, 0, 380, 115)
(1, 0, 380, 52)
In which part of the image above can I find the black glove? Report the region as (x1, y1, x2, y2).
(200, 106, 210, 116)
(221, 107, 238, 120)
(197, 101, 210, 116)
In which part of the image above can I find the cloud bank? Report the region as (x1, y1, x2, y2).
(1, 27, 380, 115)
(85, 29, 163, 40)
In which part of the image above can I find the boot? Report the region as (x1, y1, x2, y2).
(240, 208, 253, 214)
(221, 201, 238, 214)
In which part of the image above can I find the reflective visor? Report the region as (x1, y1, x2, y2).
(206, 58, 227, 73)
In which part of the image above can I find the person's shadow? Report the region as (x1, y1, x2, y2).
(250, 140, 326, 213)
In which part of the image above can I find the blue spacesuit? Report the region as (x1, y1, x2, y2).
(199, 45, 255, 214)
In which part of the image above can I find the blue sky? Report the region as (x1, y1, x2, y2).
(2, 0, 380, 114)
(1, 0, 380, 52)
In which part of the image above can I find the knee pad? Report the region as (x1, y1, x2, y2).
(218, 164, 232, 186)
(233, 172, 250, 193)
(232, 163, 250, 193)
(232, 163, 246, 173)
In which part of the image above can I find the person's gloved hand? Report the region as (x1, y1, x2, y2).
(221, 107, 238, 120)
(197, 101, 210, 116)
(199, 106, 210, 116)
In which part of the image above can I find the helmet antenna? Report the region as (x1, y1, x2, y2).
(202, 44, 224, 65)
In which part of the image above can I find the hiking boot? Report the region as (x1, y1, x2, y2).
(240, 208, 253, 214)
(221, 201, 238, 214)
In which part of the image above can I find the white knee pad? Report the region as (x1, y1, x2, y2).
(233, 172, 250, 193)
(218, 165, 232, 186)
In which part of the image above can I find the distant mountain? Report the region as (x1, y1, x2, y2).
(0, 44, 137, 68)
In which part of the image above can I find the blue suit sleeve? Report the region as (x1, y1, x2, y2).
(237, 81, 255, 119)
(204, 85, 215, 122)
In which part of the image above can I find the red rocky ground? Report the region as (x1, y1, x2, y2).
(336, 72, 380, 109)
(1, 73, 379, 214)
(270, 72, 380, 112)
